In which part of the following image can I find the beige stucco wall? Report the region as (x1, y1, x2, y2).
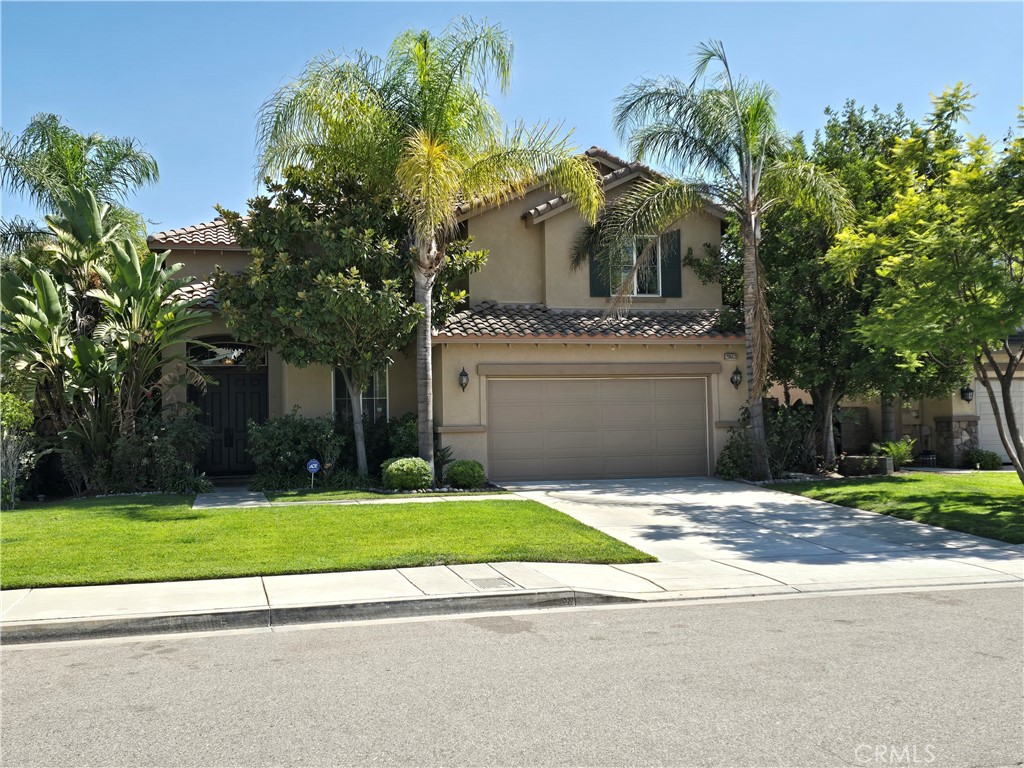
(466, 187, 550, 304)
(430, 340, 747, 476)
(465, 184, 724, 311)
(164, 248, 250, 283)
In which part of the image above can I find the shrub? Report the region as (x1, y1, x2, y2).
(382, 457, 433, 491)
(445, 459, 487, 489)
(961, 448, 1002, 471)
(248, 408, 347, 486)
(872, 436, 916, 470)
(388, 413, 419, 459)
(714, 402, 817, 480)
(90, 405, 213, 494)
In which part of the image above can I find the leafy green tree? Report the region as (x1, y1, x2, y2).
(216, 168, 424, 475)
(831, 87, 1024, 483)
(254, 17, 603, 472)
(0, 113, 157, 255)
(0, 392, 37, 509)
(575, 41, 851, 480)
(762, 103, 967, 466)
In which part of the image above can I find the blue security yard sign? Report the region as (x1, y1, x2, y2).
(306, 458, 321, 488)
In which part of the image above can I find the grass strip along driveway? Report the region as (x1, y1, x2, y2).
(769, 472, 1023, 544)
(265, 488, 509, 503)
(0, 495, 653, 589)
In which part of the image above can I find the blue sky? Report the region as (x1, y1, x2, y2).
(2, 2, 1021, 231)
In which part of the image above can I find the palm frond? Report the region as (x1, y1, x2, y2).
(460, 121, 602, 225)
(761, 158, 854, 231)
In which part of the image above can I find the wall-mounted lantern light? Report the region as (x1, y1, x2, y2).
(458, 367, 470, 392)
(960, 384, 974, 403)
(730, 367, 743, 389)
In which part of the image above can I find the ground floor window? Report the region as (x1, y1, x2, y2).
(334, 368, 388, 425)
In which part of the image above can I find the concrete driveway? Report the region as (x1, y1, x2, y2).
(509, 477, 1024, 598)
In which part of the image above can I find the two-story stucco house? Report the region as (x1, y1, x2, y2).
(151, 147, 751, 481)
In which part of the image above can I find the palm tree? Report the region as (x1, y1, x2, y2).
(256, 17, 604, 471)
(578, 41, 851, 480)
(0, 113, 158, 255)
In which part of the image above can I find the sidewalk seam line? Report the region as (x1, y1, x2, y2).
(394, 568, 429, 597)
(607, 564, 667, 592)
(707, 559, 792, 587)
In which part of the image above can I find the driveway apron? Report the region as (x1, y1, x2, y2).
(507, 478, 1024, 595)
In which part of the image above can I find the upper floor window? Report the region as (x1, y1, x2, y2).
(590, 230, 682, 299)
(335, 368, 388, 425)
(613, 238, 661, 297)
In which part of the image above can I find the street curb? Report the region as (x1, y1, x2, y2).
(0, 589, 638, 645)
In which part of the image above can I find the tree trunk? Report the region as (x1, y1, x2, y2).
(976, 348, 1024, 485)
(880, 398, 897, 442)
(740, 219, 772, 481)
(811, 385, 839, 468)
(412, 248, 438, 479)
(341, 369, 368, 477)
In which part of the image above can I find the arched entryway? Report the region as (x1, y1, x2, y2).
(188, 338, 268, 476)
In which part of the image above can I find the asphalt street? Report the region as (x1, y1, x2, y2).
(2, 585, 1022, 768)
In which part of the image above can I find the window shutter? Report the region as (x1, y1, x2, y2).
(661, 230, 682, 298)
(589, 252, 611, 297)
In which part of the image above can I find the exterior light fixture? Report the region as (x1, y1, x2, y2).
(730, 367, 743, 389)
(458, 367, 470, 392)
(960, 384, 974, 403)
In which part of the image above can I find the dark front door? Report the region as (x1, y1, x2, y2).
(190, 370, 268, 475)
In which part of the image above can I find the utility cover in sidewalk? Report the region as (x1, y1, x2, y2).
(469, 578, 516, 590)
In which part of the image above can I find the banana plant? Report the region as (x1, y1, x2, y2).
(89, 239, 211, 437)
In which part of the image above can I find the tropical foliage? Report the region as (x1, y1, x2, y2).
(575, 40, 851, 480)
(254, 17, 603, 473)
(0, 113, 157, 256)
(0, 184, 211, 493)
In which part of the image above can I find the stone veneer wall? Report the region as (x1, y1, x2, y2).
(934, 416, 979, 468)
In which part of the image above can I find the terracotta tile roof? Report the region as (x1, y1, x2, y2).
(148, 218, 245, 250)
(169, 280, 218, 310)
(522, 149, 655, 222)
(435, 301, 738, 340)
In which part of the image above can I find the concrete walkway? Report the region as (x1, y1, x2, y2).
(3, 477, 1021, 643)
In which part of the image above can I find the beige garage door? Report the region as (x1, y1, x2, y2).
(977, 378, 1023, 463)
(487, 377, 709, 481)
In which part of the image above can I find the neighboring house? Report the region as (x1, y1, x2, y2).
(773, 331, 1024, 468)
(152, 148, 748, 480)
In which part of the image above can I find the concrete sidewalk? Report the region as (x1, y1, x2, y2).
(3, 477, 1021, 643)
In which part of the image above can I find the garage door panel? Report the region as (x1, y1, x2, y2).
(602, 402, 656, 423)
(600, 379, 655, 399)
(544, 404, 599, 427)
(487, 377, 709, 481)
(544, 380, 602, 401)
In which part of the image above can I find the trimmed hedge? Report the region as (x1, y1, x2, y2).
(446, 459, 487, 489)
(382, 457, 433, 490)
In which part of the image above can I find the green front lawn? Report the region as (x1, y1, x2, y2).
(0, 495, 652, 589)
(265, 488, 509, 503)
(768, 472, 1024, 544)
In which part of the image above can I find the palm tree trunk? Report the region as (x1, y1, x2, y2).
(412, 246, 437, 478)
(340, 369, 368, 476)
(740, 220, 772, 481)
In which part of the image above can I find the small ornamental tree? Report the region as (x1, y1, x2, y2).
(217, 168, 423, 476)
(831, 87, 1024, 483)
(0, 392, 36, 509)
